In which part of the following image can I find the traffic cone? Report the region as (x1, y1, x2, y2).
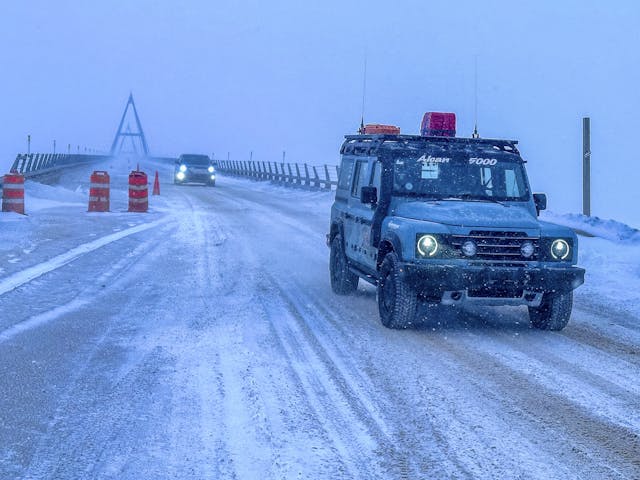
(152, 170, 160, 195)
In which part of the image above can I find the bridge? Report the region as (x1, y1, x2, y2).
(1, 93, 340, 190)
(0, 101, 639, 479)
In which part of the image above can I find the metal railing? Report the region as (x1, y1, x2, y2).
(10, 153, 109, 176)
(216, 160, 340, 190)
(0, 153, 110, 189)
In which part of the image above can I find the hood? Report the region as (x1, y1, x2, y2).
(393, 200, 540, 229)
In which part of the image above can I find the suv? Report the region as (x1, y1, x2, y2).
(328, 114, 585, 330)
(174, 154, 216, 186)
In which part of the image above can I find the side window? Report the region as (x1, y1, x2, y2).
(337, 157, 354, 191)
(372, 161, 382, 191)
(351, 160, 369, 198)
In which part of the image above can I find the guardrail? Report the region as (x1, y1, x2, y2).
(10, 153, 109, 177)
(1, 153, 111, 189)
(216, 160, 340, 190)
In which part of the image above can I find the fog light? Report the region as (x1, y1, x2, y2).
(521, 241, 535, 258)
(461, 240, 476, 257)
(176, 172, 185, 181)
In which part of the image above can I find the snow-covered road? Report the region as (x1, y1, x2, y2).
(1, 158, 639, 479)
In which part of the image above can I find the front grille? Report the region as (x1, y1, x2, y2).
(451, 230, 539, 265)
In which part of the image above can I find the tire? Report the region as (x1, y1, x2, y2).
(377, 252, 418, 329)
(529, 291, 573, 331)
(330, 234, 358, 295)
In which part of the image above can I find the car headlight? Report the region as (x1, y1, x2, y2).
(208, 166, 214, 173)
(179, 164, 187, 172)
(550, 239, 571, 260)
(176, 172, 185, 180)
(210, 174, 216, 180)
(416, 234, 439, 257)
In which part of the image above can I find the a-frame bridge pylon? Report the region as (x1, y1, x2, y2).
(110, 93, 149, 156)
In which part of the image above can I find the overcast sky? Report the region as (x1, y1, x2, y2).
(1, 1, 639, 226)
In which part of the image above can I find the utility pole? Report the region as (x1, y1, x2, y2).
(582, 117, 591, 216)
(27, 135, 31, 154)
(53, 139, 56, 154)
(67, 143, 71, 154)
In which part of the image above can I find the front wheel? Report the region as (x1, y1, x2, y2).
(330, 234, 358, 295)
(528, 291, 573, 331)
(377, 252, 418, 329)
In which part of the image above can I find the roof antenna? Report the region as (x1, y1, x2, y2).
(472, 55, 480, 139)
(359, 50, 367, 134)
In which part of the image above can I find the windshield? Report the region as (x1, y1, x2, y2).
(393, 152, 530, 201)
(180, 155, 210, 165)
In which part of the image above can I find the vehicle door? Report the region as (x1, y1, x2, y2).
(345, 157, 376, 267)
(359, 160, 382, 271)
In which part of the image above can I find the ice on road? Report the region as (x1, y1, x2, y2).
(0, 159, 639, 479)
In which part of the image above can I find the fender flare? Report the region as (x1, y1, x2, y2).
(377, 232, 403, 268)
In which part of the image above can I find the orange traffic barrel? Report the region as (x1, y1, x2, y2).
(88, 171, 110, 212)
(2, 173, 25, 214)
(128, 171, 148, 212)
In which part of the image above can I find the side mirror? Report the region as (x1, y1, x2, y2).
(361, 186, 378, 205)
(533, 193, 547, 215)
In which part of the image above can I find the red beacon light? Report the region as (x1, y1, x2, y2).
(361, 124, 401, 135)
(420, 112, 456, 137)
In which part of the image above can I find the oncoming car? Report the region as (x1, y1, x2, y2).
(174, 154, 216, 186)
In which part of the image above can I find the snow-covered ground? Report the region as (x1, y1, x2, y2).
(1, 158, 639, 479)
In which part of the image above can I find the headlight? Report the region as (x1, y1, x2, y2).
(210, 174, 216, 180)
(208, 166, 214, 173)
(179, 164, 187, 172)
(176, 172, 185, 180)
(550, 239, 570, 260)
(416, 234, 439, 257)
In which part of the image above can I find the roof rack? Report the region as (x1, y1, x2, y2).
(341, 134, 520, 156)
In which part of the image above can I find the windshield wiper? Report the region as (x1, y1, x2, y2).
(441, 193, 508, 206)
(401, 192, 444, 201)
(474, 195, 507, 206)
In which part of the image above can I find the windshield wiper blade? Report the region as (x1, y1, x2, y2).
(475, 196, 507, 206)
(441, 194, 507, 206)
(402, 192, 444, 200)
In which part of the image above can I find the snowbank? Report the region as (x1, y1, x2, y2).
(542, 211, 640, 243)
(21, 180, 86, 212)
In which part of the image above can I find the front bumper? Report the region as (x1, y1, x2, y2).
(175, 173, 215, 184)
(402, 263, 585, 300)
